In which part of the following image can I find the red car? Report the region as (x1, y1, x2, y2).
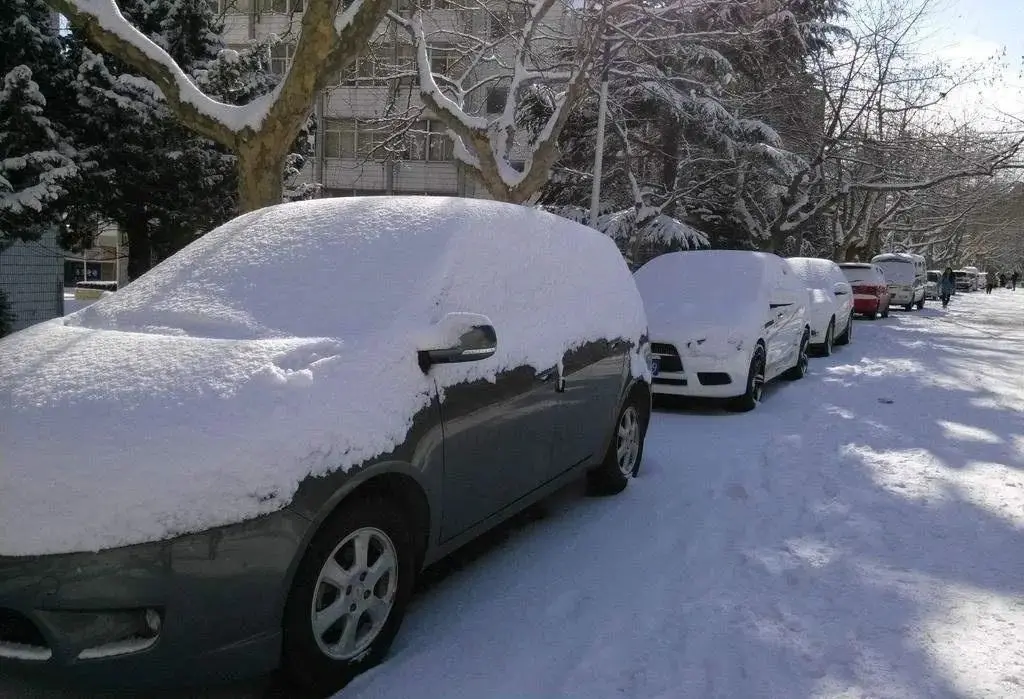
(839, 263, 891, 319)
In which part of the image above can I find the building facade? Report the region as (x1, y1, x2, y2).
(216, 0, 564, 197)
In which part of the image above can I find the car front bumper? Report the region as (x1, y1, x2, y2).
(0, 510, 309, 691)
(652, 351, 749, 399)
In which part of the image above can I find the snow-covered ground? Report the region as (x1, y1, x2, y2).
(343, 290, 1024, 699)
(3, 291, 1022, 699)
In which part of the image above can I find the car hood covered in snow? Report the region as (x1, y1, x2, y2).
(634, 250, 769, 358)
(0, 197, 648, 556)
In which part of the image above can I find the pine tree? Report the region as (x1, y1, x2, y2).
(67, 1, 313, 280)
(0, 0, 80, 246)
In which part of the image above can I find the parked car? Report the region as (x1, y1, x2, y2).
(787, 257, 855, 355)
(839, 263, 891, 319)
(954, 269, 975, 292)
(0, 197, 654, 694)
(926, 270, 941, 299)
(634, 250, 811, 412)
(871, 252, 926, 311)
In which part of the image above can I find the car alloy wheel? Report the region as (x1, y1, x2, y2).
(311, 527, 399, 661)
(616, 405, 641, 478)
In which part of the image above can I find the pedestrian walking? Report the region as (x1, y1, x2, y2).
(986, 269, 997, 294)
(1013, 271, 1020, 291)
(939, 267, 955, 308)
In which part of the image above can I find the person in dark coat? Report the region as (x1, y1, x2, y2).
(1013, 271, 1020, 291)
(939, 268, 955, 308)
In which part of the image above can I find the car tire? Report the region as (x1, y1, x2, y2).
(587, 392, 648, 496)
(835, 312, 853, 346)
(783, 329, 810, 381)
(917, 297, 925, 310)
(815, 319, 834, 357)
(281, 496, 417, 695)
(727, 344, 766, 413)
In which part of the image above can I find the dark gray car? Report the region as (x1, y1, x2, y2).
(0, 197, 652, 695)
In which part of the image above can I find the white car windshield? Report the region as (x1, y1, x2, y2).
(840, 266, 879, 284)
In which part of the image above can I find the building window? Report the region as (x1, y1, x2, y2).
(322, 119, 387, 160)
(406, 120, 454, 161)
(428, 44, 456, 75)
(485, 85, 508, 113)
(260, 0, 303, 12)
(209, 0, 251, 13)
(270, 43, 295, 76)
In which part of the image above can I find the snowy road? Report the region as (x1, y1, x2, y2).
(343, 290, 1024, 699)
(4, 291, 1023, 698)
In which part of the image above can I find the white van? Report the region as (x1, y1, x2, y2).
(871, 253, 927, 310)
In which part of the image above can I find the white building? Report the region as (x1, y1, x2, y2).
(216, 0, 570, 197)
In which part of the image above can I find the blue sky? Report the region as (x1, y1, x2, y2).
(931, 0, 1023, 54)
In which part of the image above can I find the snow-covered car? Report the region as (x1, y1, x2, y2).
(634, 250, 811, 412)
(954, 269, 975, 292)
(839, 263, 891, 319)
(0, 197, 653, 694)
(871, 252, 926, 311)
(786, 257, 854, 355)
(926, 270, 941, 299)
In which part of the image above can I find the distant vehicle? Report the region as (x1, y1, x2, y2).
(839, 263, 891, 319)
(0, 197, 653, 694)
(871, 253, 926, 311)
(634, 250, 811, 412)
(73, 280, 118, 301)
(954, 269, 976, 292)
(787, 257, 855, 356)
(926, 270, 942, 299)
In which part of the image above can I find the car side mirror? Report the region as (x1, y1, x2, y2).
(417, 312, 498, 373)
(833, 282, 850, 296)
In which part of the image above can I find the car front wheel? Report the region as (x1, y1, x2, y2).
(282, 496, 417, 695)
(587, 393, 648, 495)
(727, 344, 766, 413)
(835, 312, 853, 345)
(815, 319, 834, 357)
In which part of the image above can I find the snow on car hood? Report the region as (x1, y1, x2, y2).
(644, 300, 761, 358)
(0, 320, 421, 556)
(0, 197, 648, 556)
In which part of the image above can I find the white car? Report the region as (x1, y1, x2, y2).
(787, 257, 854, 355)
(634, 250, 811, 412)
(871, 252, 926, 310)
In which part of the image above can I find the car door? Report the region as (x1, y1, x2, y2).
(546, 339, 628, 481)
(767, 260, 799, 373)
(434, 363, 561, 542)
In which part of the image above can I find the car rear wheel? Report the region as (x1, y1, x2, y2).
(815, 319, 834, 357)
(727, 345, 765, 413)
(835, 312, 853, 345)
(881, 303, 890, 318)
(783, 329, 810, 381)
(587, 394, 648, 495)
(282, 496, 416, 695)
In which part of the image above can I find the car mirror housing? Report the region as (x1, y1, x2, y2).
(833, 282, 850, 296)
(417, 312, 498, 373)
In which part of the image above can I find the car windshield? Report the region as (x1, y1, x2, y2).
(954, 271, 970, 279)
(874, 260, 914, 283)
(840, 266, 878, 284)
(927, 272, 939, 282)
(635, 251, 766, 310)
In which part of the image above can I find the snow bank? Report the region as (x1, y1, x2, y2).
(0, 197, 648, 556)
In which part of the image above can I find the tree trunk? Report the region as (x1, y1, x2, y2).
(123, 214, 151, 282)
(237, 139, 288, 214)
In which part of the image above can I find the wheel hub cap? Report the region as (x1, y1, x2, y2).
(310, 527, 399, 661)
(617, 406, 640, 477)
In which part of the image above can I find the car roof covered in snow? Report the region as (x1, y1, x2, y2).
(0, 196, 649, 556)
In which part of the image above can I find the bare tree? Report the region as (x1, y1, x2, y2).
(380, 0, 614, 203)
(737, 0, 1024, 258)
(48, 0, 395, 211)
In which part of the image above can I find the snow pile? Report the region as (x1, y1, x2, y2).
(0, 196, 648, 556)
